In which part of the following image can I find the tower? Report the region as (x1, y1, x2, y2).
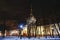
(27, 4, 36, 25)
(27, 4, 36, 38)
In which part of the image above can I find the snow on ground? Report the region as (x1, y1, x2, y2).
(0, 36, 60, 40)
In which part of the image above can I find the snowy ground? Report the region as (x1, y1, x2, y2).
(0, 36, 60, 40)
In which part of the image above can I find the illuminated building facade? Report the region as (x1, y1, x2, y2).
(20, 23, 60, 37)
(0, 21, 60, 37)
(0, 4, 60, 38)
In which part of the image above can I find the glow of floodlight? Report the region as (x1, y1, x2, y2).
(20, 25, 23, 28)
(18, 24, 24, 29)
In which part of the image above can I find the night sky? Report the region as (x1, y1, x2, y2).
(0, 0, 30, 21)
(0, 0, 60, 23)
(0, 0, 60, 30)
(33, 0, 59, 17)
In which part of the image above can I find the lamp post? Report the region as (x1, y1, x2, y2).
(18, 24, 24, 38)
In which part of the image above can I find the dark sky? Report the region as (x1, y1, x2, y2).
(0, 0, 30, 21)
(33, 0, 60, 18)
(0, 0, 60, 22)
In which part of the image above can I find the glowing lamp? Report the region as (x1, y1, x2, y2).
(18, 24, 24, 29)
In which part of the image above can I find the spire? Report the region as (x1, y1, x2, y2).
(30, 4, 33, 16)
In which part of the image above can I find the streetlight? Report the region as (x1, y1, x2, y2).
(18, 23, 24, 38)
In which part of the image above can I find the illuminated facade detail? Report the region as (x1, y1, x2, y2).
(0, 31, 2, 36)
(4, 30, 7, 36)
(21, 26, 28, 36)
(36, 26, 41, 36)
(0, 23, 60, 37)
(10, 30, 19, 36)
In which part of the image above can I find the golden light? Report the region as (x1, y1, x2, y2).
(21, 26, 28, 36)
(36, 26, 40, 35)
(0, 31, 2, 36)
(41, 26, 44, 36)
(10, 30, 19, 36)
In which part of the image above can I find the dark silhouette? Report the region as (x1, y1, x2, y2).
(0, 24, 6, 38)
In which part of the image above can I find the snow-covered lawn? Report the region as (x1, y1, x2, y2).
(0, 36, 60, 40)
